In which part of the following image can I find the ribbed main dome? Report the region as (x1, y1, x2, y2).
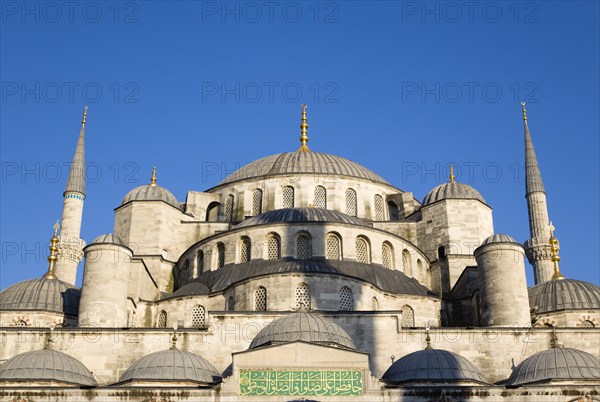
(381, 349, 487, 385)
(423, 181, 485, 206)
(236, 208, 367, 228)
(0, 349, 96, 386)
(220, 152, 388, 185)
(119, 348, 222, 385)
(0, 278, 80, 316)
(529, 279, 600, 314)
(121, 184, 180, 209)
(507, 348, 600, 386)
(249, 311, 356, 350)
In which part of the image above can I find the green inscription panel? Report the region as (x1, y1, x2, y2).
(239, 369, 363, 397)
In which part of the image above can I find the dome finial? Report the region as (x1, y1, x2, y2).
(521, 101, 527, 121)
(297, 104, 310, 152)
(424, 325, 433, 350)
(170, 323, 178, 350)
(548, 222, 565, 280)
(81, 105, 88, 127)
(449, 164, 456, 183)
(150, 166, 157, 187)
(43, 222, 60, 280)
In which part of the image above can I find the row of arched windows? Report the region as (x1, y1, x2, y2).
(156, 305, 207, 328)
(193, 233, 424, 273)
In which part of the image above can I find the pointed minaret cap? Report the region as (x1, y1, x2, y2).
(549, 222, 565, 280)
(42, 222, 60, 280)
(64, 106, 87, 197)
(522, 102, 545, 195)
(297, 104, 310, 152)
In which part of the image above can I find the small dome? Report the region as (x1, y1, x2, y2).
(121, 184, 179, 209)
(529, 279, 600, 314)
(422, 181, 485, 206)
(249, 311, 356, 350)
(0, 349, 96, 386)
(118, 348, 221, 385)
(507, 348, 600, 387)
(91, 233, 125, 246)
(382, 349, 487, 385)
(219, 152, 389, 185)
(0, 278, 80, 316)
(236, 208, 367, 228)
(480, 234, 519, 246)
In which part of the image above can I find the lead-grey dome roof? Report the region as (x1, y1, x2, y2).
(0, 278, 80, 316)
(220, 152, 389, 185)
(249, 311, 356, 350)
(91, 233, 125, 246)
(480, 234, 519, 246)
(118, 348, 222, 385)
(507, 348, 600, 387)
(529, 279, 600, 314)
(381, 349, 487, 385)
(423, 181, 485, 206)
(236, 208, 367, 228)
(121, 184, 180, 209)
(0, 349, 96, 386)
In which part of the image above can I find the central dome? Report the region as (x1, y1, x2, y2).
(220, 152, 389, 185)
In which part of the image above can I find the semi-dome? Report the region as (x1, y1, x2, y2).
(480, 234, 519, 246)
(507, 347, 600, 387)
(219, 152, 389, 185)
(249, 311, 356, 350)
(529, 279, 600, 314)
(0, 349, 96, 386)
(90, 233, 125, 246)
(0, 278, 80, 316)
(118, 348, 222, 385)
(236, 207, 367, 228)
(423, 181, 485, 206)
(121, 184, 180, 209)
(381, 349, 487, 385)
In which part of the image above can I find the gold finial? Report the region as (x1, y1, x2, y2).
(43, 222, 60, 280)
(150, 166, 157, 186)
(81, 106, 88, 127)
(424, 325, 432, 350)
(521, 101, 527, 121)
(548, 222, 564, 280)
(297, 104, 310, 152)
(449, 164, 456, 183)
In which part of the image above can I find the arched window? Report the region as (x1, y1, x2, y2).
(295, 283, 311, 309)
(372, 297, 379, 311)
(314, 186, 326, 209)
(224, 195, 234, 222)
(326, 234, 342, 260)
(252, 189, 263, 215)
(296, 234, 311, 259)
(206, 201, 220, 221)
(240, 237, 251, 263)
(356, 237, 370, 264)
(216, 243, 225, 268)
(182, 259, 190, 282)
(191, 305, 206, 327)
(401, 305, 414, 328)
(388, 201, 399, 221)
(157, 311, 167, 328)
(374, 194, 384, 221)
(402, 249, 412, 276)
(382, 242, 393, 269)
(15, 319, 28, 327)
(227, 296, 235, 311)
(581, 320, 595, 328)
(417, 259, 423, 274)
(345, 188, 357, 216)
(339, 286, 353, 311)
(255, 287, 267, 311)
(267, 234, 281, 260)
(197, 250, 204, 275)
(283, 186, 295, 208)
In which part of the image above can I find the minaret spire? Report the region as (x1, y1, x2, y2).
(55, 107, 88, 285)
(521, 103, 554, 284)
(297, 104, 310, 152)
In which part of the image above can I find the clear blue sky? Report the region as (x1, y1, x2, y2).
(1, 1, 598, 288)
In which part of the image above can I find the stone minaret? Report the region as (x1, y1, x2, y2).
(55, 107, 88, 285)
(521, 103, 553, 284)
